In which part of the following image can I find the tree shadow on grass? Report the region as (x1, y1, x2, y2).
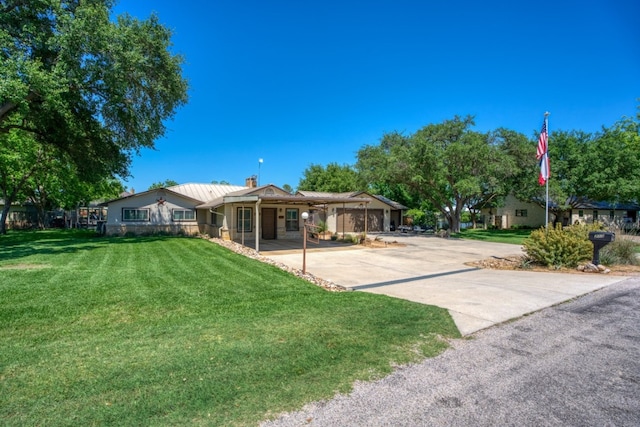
(0, 230, 173, 263)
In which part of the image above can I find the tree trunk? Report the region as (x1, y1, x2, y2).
(470, 210, 479, 229)
(449, 215, 461, 233)
(0, 202, 11, 235)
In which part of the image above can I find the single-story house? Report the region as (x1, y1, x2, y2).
(562, 200, 639, 228)
(101, 179, 407, 250)
(478, 194, 639, 229)
(479, 194, 548, 229)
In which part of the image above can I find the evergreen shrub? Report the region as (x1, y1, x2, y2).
(523, 223, 595, 268)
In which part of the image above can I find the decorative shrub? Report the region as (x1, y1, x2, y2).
(523, 223, 593, 268)
(510, 224, 533, 230)
(316, 220, 328, 234)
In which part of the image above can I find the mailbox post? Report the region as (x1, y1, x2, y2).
(588, 231, 615, 265)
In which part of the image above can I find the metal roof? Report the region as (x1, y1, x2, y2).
(167, 183, 247, 203)
(296, 190, 357, 198)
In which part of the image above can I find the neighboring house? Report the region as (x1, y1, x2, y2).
(478, 194, 639, 229)
(0, 200, 38, 229)
(101, 180, 406, 250)
(562, 200, 639, 228)
(480, 194, 548, 229)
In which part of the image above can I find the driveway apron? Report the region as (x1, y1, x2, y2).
(266, 235, 629, 335)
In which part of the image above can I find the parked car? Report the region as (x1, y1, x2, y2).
(397, 225, 411, 233)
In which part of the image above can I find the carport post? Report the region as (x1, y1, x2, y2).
(364, 203, 368, 239)
(301, 211, 309, 274)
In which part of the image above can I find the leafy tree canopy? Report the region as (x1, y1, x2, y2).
(357, 116, 517, 232)
(0, 0, 188, 233)
(584, 115, 640, 203)
(149, 179, 179, 190)
(298, 162, 361, 193)
(282, 183, 294, 194)
(511, 112, 640, 224)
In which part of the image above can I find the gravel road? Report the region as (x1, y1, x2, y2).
(262, 276, 640, 426)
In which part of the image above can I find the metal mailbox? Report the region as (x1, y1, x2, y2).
(588, 231, 615, 265)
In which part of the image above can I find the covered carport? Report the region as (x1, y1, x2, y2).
(336, 208, 384, 232)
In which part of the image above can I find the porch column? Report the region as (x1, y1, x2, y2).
(255, 199, 261, 253)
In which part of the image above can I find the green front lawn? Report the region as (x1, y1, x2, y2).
(0, 230, 459, 426)
(453, 228, 532, 245)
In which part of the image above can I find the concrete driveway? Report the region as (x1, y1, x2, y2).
(266, 234, 629, 335)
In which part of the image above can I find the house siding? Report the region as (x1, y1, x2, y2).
(481, 194, 547, 229)
(105, 191, 200, 236)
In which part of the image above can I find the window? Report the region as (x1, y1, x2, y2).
(609, 210, 615, 220)
(286, 208, 299, 231)
(122, 208, 149, 221)
(211, 211, 218, 226)
(237, 208, 252, 232)
(172, 209, 196, 221)
(515, 209, 527, 217)
(578, 210, 584, 217)
(593, 210, 598, 221)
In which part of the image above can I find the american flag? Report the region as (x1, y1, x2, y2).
(536, 120, 547, 160)
(537, 118, 549, 185)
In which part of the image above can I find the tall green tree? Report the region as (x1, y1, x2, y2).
(357, 135, 423, 208)
(0, 0, 188, 233)
(0, 130, 44, 231)
(585, 115, 640, 203)
(357, 116, 514, 232)
(462, 127, 535, 226)
(464, 108, 640, 227)
(27, 155, 124, 228)
(298, 162, 361, 193)
(282, 184, 294, 194)
(149, 179, 179, 190)
(512, 129, 597, 225)
(1, 129, 124, 230)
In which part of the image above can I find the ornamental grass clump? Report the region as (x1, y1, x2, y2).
(522, 223, 594, 268)
(600, 237, 640, 266)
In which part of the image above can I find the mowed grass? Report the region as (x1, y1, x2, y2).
(0, 230, 459, 426)
(453, 228, 532, 245)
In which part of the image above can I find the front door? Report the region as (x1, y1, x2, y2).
(261, 208, 277, 239)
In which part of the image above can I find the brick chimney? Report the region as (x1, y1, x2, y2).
(245, 176, 257, 188)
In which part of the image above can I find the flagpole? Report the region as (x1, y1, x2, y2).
(544, 112, 550, 230)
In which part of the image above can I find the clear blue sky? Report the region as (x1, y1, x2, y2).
(112, 0, 639, 192)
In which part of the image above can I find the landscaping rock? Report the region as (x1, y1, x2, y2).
(202, 236, 347, 292)
(576, 262, 612, 274)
